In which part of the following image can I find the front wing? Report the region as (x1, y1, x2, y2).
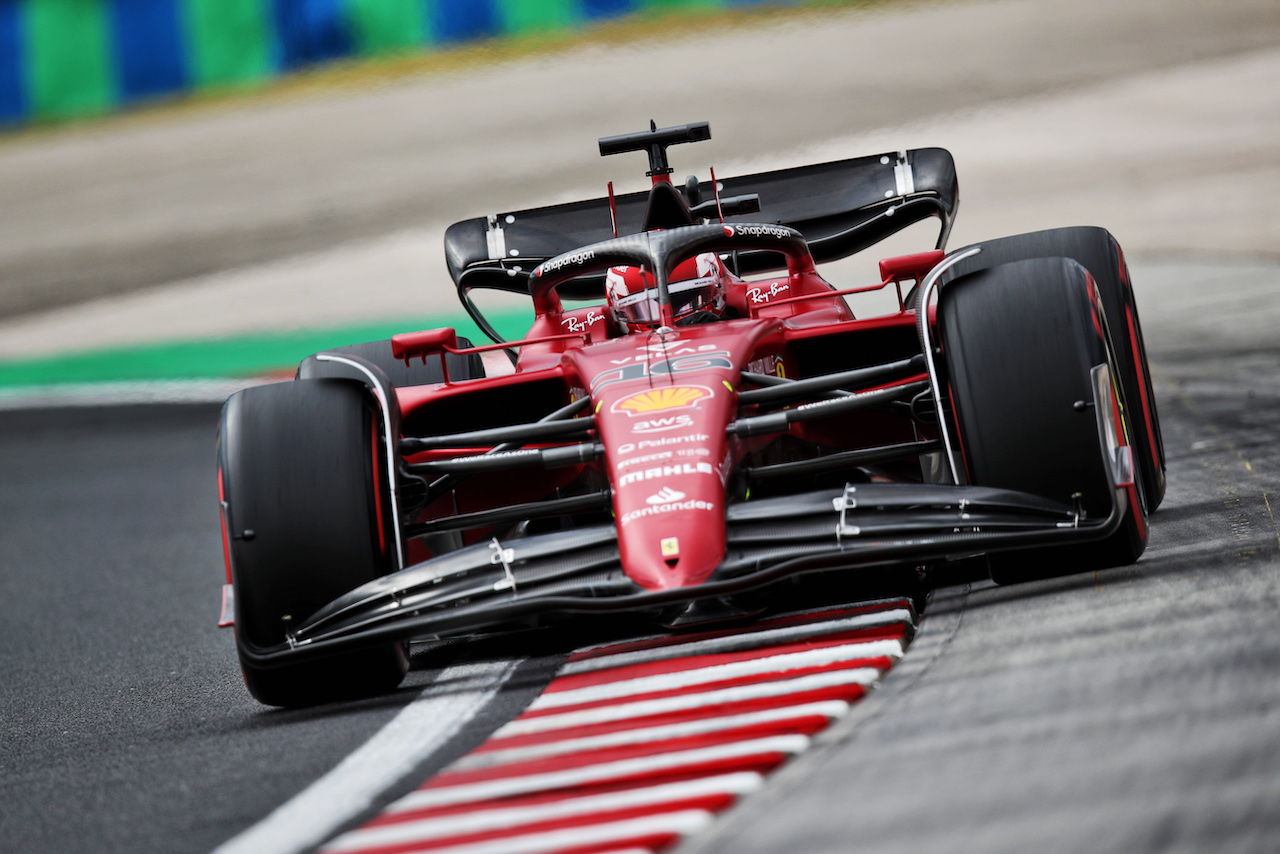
(235, 480, 1126, 670)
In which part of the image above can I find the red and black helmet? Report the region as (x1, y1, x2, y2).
(605, 252, 726, 329)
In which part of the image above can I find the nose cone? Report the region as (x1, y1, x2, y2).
(615, 474, 727, 590)
(598, 385, 733, 590)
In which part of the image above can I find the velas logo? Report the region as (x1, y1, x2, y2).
(613, 386, 710, 416)
(647, 487, 685, 504)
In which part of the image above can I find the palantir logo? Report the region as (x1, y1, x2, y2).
(646, 487, 686, 505)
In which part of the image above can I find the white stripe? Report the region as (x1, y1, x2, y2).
(532, 641, 901, 710)
(497, 669, 881, 739)
(456, 701, 849, 771)
(562, 609, 913, 676)
(212, 659, 520, 854)
(324, 773, 763, 852)
(365, 810, 714, 854)
(387, 735, 811, 812)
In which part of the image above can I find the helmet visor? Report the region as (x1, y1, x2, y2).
(613, 274, 721, 325)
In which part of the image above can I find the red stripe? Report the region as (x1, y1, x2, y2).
(519, 656, 891, 719)
(335, 798, 731, 854)
(471, 714, 831, 764)
(548, 626, 906, 693)
(366, 769, 762, 827)
(218, 467, 232, 585)
(1126, 304, 1160, 476)
(567, 600, 912, 663)
(430, 722, 821, 788)
(421, 753, 788, 805)
(522, 832, 682, 854)
(370, 411, 387, 558)
(483, 684, 866, 751)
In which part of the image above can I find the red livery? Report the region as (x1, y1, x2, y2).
(217, 122, 1164, 706)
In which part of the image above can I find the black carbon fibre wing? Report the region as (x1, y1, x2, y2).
(445, 147, 958, 302)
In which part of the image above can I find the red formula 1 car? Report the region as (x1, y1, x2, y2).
(217, 121, 1165, 706)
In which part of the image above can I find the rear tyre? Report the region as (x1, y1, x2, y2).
(942, 226, 1165, 511)
(939, 257, 1148, 585)
(219, 379, 408, 707)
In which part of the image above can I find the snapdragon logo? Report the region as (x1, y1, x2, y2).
(536, 249, 596, 277)
(723, 224, 793, 240)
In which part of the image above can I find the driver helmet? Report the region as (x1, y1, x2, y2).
(605, 252, 726, 329)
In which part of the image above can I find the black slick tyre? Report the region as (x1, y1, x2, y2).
(218, 379, 408, 707)
(939, 256, 1148, 585)
(942, 226, 1165, 512)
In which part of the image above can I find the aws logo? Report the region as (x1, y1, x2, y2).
(631, 415, 695, 434)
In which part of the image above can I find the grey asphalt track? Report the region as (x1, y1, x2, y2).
(0, 404, 561, 853)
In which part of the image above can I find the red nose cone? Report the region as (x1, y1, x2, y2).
(598, 385, 733, 590)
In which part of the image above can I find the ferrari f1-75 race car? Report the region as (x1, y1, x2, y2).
(217, 121, 1165, 706)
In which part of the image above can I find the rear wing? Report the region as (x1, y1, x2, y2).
(444, 147, 958, 328)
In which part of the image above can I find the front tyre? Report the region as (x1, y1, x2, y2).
(939, 256, 1148, 585)
(218, 379, 408, 707)
(942, 226, 1165, 511)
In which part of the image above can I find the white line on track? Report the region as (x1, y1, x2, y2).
(560, 608, 913, 676)
(532, 642, 900, 710)
(496, 668, 881, 738)
(212, 658, 520, 854)
(323, 773, 764, 851)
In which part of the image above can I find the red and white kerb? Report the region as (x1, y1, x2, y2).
(321, 599, 916, 854)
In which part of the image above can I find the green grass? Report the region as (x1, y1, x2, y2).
(0, 309, 534, 388)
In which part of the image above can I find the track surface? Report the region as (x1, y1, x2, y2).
(1, 260, 1278, 854)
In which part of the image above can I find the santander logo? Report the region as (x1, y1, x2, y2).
(646, 487, 686, 505)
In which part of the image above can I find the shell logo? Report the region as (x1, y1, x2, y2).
(612, 386, 711, 416)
